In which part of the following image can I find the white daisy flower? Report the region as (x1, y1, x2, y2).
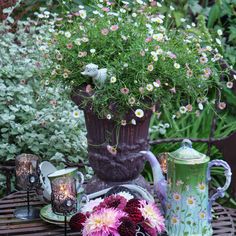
(79, 9, 87, 19)
(106, 114, 112, 120)
(74, 38, 81, 46)
(63, 72, 68, 78)
(135, 109, 144, 118)
(174, 62, 180, 69)
(153, 81, 160, 88)
(65, 31, 71, 38)
(90, 49, 96, 54)
(153, 33, 164, 41)
(121, 120, 127, 126)
(156, 49, 163, 55)
(73, 110, 80, 118)
(179, 106, 187, 114)
(128, 97, 136, 105)
(147, 64, 154, 71)
(217, 29, 223, 36)
(110, 76, 117, 83)
(146, 84, 154, 91)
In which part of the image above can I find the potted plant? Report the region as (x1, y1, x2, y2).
(49, 1, 229, 193)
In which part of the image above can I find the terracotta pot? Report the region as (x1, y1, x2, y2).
(71, 87, 153, 193)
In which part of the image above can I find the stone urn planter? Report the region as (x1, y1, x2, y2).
(72, 87, 154, 194)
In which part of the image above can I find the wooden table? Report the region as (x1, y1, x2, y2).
(0, 191, 235, 236)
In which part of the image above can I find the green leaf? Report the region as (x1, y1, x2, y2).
(7, 17, 14, 24)
(173, 12, 184, 27)
(2, 8, 12, 14)
(207, 4, 220, 28)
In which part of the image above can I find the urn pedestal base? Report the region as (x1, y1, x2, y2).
(85, 175, 151, 194)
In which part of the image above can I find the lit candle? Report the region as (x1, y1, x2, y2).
(15, 154, 40, 190)
(50, 176, 77, 215)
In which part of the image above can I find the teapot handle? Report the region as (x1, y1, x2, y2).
(207, 160, 232, 222)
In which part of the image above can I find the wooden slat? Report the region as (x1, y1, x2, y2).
(0, 201, 43, 209)
(0, 226, 60, 235)
(0, 198, 40, 204)
(0, 213, 14, 218)
(0, 218, 41, 224)
(0, 222, 48, 230)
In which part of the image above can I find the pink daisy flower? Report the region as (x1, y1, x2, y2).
(199, 56, 208, 64)
(145, 37, 152, 43)
(101, 28, 109, 35)
(204, 68, 212, 78)
(226, 81, 233, 89)
(102, 7, 110, 12)
(67, 43, 73, 49)
(186, 104, 193, 112)
(120, 87, 129, 94)
(85, 84, 93, 94)
(110, 25, 119, 31)
(218, 102, 226, 110)
(167, 51, 176, 59)
(82, 208, 126, 236)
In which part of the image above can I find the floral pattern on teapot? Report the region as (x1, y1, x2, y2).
(166, 177, 212, 236)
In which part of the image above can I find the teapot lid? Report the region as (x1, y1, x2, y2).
(169, 139, 209, 164)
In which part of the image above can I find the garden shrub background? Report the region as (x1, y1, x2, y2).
(0, 0, 236, 205)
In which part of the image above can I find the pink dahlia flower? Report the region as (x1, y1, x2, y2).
(82, 208, 126, 236)
(138, 200, 165, 234)
(95, 195, 127, 211)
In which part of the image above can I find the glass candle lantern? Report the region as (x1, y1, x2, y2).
(15, 154, 41, 219)
(51, 176, 77, 215)
(15, 154, 40, 190)
(51, 176, 77, 236)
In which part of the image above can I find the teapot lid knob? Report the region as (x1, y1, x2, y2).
(181, 139, 192, 148)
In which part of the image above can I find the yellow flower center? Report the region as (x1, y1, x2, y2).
(188, 199, 194, 204)
(171, 218, 177, 224)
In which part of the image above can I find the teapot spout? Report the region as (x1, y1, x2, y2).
(140, 151, 167, 210)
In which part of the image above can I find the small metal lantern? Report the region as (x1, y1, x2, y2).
(14, 154, 41, 219)
(50, 176, 77, 236)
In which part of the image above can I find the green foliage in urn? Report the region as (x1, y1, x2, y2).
(49, 0, 230, 123)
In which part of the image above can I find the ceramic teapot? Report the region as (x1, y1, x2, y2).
(142, 139, 232, 236)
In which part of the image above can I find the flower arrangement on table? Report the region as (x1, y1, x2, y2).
(48, 0, 229, 123)
(69, 192, 165, 236)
